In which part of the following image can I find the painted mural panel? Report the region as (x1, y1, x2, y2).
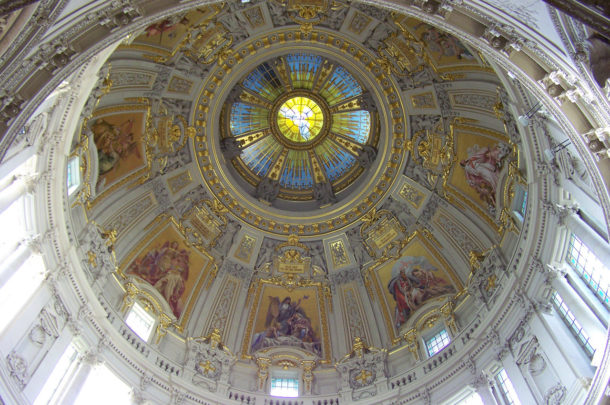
(416, 23, 476, 64)
(371, 237, 459, 338)
(129, 6, 223, 56)
(124, 223, 212, 320)
(91, 111, 147, 191)
(249, 285, 324, 357)
(393, 15, 479, 69)
(448, 128, 510, 216)
(459, 142, 510, 208)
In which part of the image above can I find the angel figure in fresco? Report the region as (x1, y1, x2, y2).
(388, 256, 455, 329)
(91, 118, 140, 176)
(459, 143, 510, 207)
(251, 295, 321, 355)
(127, 241, 190, 318)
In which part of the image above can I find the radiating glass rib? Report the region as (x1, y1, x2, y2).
(230, 103, 269, 136)
(240, 136, 282, 177)
(331, 111, 371, 143)
(314, 140, 356, 182)
(242, 62, 283, 102)
(319, 65, 362, 105)
(279, 150, 313, 190)
(286, 54, 322, 90)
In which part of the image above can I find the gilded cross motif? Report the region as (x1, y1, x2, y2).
(355, 369, 372, 385)
(199, 360, 216, 375)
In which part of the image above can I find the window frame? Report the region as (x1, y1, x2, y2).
(34, 341, 82, 405)
(510, 184, 528, 223)
(66, 156, 82, 196)
(565, 233, 610, 309)
(124, 302, 156, 342)
(424, 328, 451, 357)
(494, 368, 521, 405)
(551, 290, 596, 358)
(269, 373, 300, 398)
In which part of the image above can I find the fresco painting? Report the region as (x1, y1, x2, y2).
(411, 21, 477, 66)
(376, 241, 457, 332)
(91, 111, 146, 189)
(250, 285, 323, 356)
(126, 225, 209, 319)
(460, 142, 510, 208)
(133, 7, 221, 52)
(450, 130, 510, 213)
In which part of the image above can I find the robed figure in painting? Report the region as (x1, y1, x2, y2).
(251, 295, 321, 355)
(388, 256, 455, 329)
(459, 142, 509, 207)
(92, 118, 140, 176)
(127, 241, 190, 318)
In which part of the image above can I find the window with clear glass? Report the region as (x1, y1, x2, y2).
(73, 363, 132, 405)
(425, 329, 451, 356)
(0, 196, 28, 258)
(270, 377, 299, 397)
(495, 369, 521, 405)
(565, 233, 610, 308)
(0, 254, 45, 332)
(552, 291, 596, 357)
(67, 156, 81, 195)
(511, 185, 527, 220)
(451, 391, 484, 405)
(125, 302, 155, 342)
(34, 343, 80, 405)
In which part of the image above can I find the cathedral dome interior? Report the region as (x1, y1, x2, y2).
(0, 0, 609, 404)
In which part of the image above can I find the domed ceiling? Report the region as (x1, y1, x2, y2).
(69, 0, 529, 396)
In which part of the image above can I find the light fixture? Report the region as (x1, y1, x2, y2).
(517, 102, 543, 126)
(543, 139, 571, 163)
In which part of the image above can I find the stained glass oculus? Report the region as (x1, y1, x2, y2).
(223, 53, 378, 202)
(277, 96, 324, 143)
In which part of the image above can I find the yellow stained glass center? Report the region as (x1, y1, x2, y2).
(277, 97, 324, 143)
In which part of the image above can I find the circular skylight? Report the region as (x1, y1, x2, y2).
(223, 53, 378, 203)
(277, 96, 324, 143)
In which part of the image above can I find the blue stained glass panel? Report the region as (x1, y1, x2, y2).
(279, 150, 314, 190)
(240, 137, 282, 177)
(331, 111, 371, 143)
(230, 103, 269, 136)
(286, 54, 323, 90)
(320, 65, 362, 105)
(242, 62, 284, 101)
(315, 141, 356, 182)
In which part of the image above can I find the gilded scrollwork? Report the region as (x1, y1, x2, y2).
(186, 329, 236, 390)
(79, 221, 118, 281)
(359, 208, 408, 260)
(143, 99, 196, 173)
(121, 281, 183, 337)
(336, 337, 387, 396)
(467, 245, 506, 308)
